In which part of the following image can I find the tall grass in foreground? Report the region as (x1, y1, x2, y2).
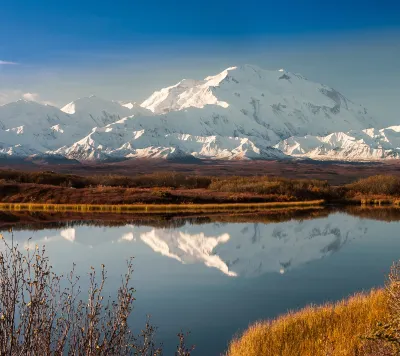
(0, 233, 194, 355)
(227, 261, 400, 356)
(227, 290, 389, 356)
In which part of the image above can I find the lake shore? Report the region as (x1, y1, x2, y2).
(2, 199, 400, 355)
(227, 289, 389, 356)
(1, 170, 400, 207)
(0, 200, 325, 214)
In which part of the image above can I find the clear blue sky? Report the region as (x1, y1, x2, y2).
(2, 0, 399, 62)
(0, 0, 399, 124)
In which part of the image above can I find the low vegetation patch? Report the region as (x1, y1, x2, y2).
(1, 169, 400, 206)
(227, 290, 388, 356)
(209, 176, 339, 201)
(0, 200, 325, 214)
(0, 170, 211, 189)
(346, 175, 400, 196)
(227, 262, 400, 356)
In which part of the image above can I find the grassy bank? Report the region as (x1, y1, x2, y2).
(228, 261, 400, 356)
(227, 290, 389, 356)
(2, 170, 400, 206)
(0, 200, 325, 214)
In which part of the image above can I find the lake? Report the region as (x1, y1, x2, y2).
(1, 207, 400, 355)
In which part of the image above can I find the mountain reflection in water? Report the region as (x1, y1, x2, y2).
(2, 207, 400, 355)
(0, 207, 384, 277)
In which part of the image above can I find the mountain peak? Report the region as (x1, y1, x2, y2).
(0, 64, 382, 162)
(61, 96, 131, 116)
(0, 99, 51, 113)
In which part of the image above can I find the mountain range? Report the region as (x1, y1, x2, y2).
(0, 64, 396, 162)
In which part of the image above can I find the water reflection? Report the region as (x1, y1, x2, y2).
(1, 207, 400, 355)
(0, 207, 331, 232)
(5, 210, 372, 278)
(140, 229, 236, 276)
(134, 213, 368, 277)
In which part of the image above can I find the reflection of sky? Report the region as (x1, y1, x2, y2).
(3, 213, 400, 355)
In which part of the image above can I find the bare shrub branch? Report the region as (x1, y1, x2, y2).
(0, 232, 193, 355)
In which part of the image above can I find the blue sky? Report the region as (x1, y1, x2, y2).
(1, 0, 399, 124)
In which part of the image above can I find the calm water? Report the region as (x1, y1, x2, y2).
(3, 209, 400, 355)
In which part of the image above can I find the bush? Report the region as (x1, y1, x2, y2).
(364, 261, 400, 354)
(0, 170, 212, 190)
(209, 176, 335, 201)
(0, 233, 194, 355)
(346, 175, 400, 196)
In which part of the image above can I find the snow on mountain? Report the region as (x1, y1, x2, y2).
(0, 100, 80, 154)
(0, 100, 65, 130)
(56, 114, 286, 160)
(276, 126, 400, 161)
(0, 96, 137, 157)
(141, 64, 375, 139)
(0, 65, 384, 161)
(119, 100, 153, 115)
(61, 95, 133, 126)
(59, 64, 376, 161)
(137, 213, 368, 277)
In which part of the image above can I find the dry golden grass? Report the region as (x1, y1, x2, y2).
(227, 290, 389, 356)
(0, 200, 325, 214)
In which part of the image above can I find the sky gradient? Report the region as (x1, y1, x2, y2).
(1, 0, 399, 125)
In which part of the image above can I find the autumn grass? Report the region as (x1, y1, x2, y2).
(227, 289, 389, 356)
(0, 200, 325, 214)
(3, 170, 400, 207)
(344, 196, 400, 206)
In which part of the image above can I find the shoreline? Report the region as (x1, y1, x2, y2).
(0, 200, 325, 213)
(1, 171, 400, 212)
(1, 198, 400, 214)
(227, 289, 389, 356)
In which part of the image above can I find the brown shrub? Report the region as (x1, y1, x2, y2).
(0, 233, 194, 355)
(209, 176, 338, 201)
(346, 175, 400, 196)
(0, 170, 211, 190)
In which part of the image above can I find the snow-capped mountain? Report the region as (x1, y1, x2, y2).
(61, 95, 133, 126)
(141, 65, 374, 143)
(56, 116, 286, 160)
(0, 96, 146, 157)
(56, 64, 376, 161)
(0, 100, 79, 155)
(118, 100, 153, 115)
(0, 64, 387, 161)
(276, 126, 400, 161)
